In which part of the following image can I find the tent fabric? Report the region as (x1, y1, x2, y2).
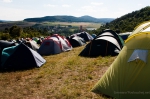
(128, 49, 148, 63)
(129, 21, 150, 37)
(0, 40, 17, 65)
(0, 40, 17, 51)
(79, 29, 124, 57)
(67, 35, 86, 47)
(38, 34, 72, 55)
(38, 38, 62, 55)
(24, 40, 39, 51)
(50, 34, 72, 52)
(96, 29, 124, 48)
(91, 30, 150, 98)
(1, 43, 46, 70)
(76, 31, 94, 42)
(96, 36, 121, 50)
(91, 34, 97, 38)
(119, 32, 131, 40)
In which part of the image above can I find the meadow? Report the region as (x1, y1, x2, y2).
(41, 22, 101, 28)
(0, 44, 116, 99)
(0, 21, 101, 29)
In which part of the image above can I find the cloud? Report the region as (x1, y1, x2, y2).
(91, 2, 103, 6)
(81, 6, 96, 12)
(62, 4, 71, 8)
(44, 4, 57, 7)
(2, 0, 12, 3)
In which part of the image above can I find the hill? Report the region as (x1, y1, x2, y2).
(99, 6, 150, 33)
(0, 20, 10, 22)
(23, 15, 114, 23)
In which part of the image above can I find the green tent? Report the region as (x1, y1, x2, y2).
(91, 22, 150, 99)
(129, 21, 150, 37)
(1, 43, 46, 70)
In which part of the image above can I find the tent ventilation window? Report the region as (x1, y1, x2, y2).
(128, 49, 148, 63)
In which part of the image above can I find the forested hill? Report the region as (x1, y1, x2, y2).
(100, 6, 150, 33)
(23, 15, 114, 23)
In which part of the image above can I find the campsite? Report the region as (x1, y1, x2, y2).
(0, 20, 150, 98)
(0, 44, 116, 99)
(0, 5, 150, 99)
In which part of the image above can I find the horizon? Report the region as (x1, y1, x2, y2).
(0, 15, 115, 22)
(0, 0, 149, 21)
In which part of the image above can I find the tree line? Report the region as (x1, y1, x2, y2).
(97, 6, 150, 34)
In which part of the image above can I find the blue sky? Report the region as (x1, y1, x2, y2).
(0, 0, 149, 21)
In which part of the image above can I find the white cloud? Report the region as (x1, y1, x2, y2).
(81, 6, 96, 12)
(2, 0, 12, 3)
(91, 2, 103, 6)
(62, 4, 70, 8)
(44, 4, 57, 7)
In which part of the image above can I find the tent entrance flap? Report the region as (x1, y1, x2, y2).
(128, 49, 148, 63)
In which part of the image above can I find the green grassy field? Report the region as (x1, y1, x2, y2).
(42, 22, 101, 28)
(0, 45, 116, 99)
(0, 21, 101, 32)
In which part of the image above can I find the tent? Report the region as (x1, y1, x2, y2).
(91, 22, 150, 99)
(0, 40, 17, 65)
(91, 34, 97, 38)
(24, 40, 40, 51)
(67, 35, 86, 47)
(79, 29, 124, 57)
(76, 31, 94, 42)
(1, 43, 46, 70)
(129, 21, 150, 37)
(119, 32, 131, 40)
(38, 34, 72, 55)
(0, 40, 17, 51)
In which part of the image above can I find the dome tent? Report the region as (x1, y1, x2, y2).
(76, 31, 94, 42)
(1, 43, 46, 70)
(67, 34, 86, 47)
(38, 34, 72, 55)
(79, 29, 124, 57)
(91, 21, 150, 99)
(24, 40, 39, 51)
(0, 40, 17, 66)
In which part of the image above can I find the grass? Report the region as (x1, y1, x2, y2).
(0, 45, 116, 99)
(42, 22, 101, 28)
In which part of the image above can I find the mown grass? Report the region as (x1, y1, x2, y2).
(0, 45, 116, 99)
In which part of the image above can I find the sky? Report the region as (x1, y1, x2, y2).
(0, 0, 149, 21)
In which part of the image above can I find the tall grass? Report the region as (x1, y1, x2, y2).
(0, 45, 116, 99)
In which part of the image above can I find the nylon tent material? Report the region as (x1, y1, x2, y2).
(129, 21, 150, 37)
(0, 40, 17, 66)
(91, 25, 150, 99)
(79, 29, 124, 57)
(38, 37, 62, 55)
(1, 43, 46, 70)
(76, 31, 94, 42)
(38, 34, 72, 55)
(67, 35, 86, 47)
(24, 40, 39, 51)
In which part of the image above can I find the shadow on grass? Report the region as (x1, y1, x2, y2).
(0, 67, 35, 73)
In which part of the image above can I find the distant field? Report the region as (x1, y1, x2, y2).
(0, 21, 36, 30)
(0, 21, 101, 31)
(42, 22, 101, 28)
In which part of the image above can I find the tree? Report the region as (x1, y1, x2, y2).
(9, 25, 23, 38)
(1, 33, 10, 40)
